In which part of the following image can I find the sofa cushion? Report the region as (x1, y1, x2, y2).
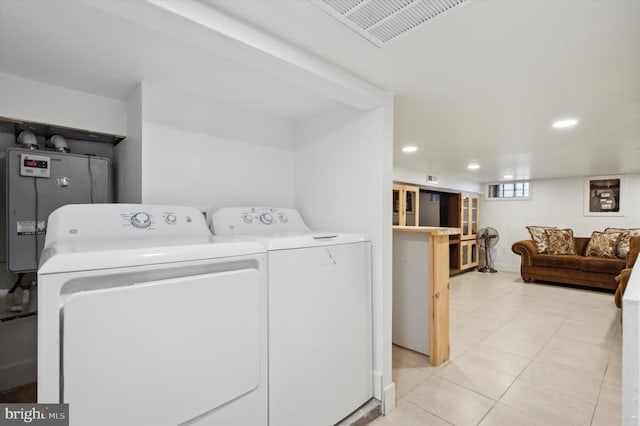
(527, 225, 557, 253)
(605, 228, 640, 258)
(585, 231, 622, 258)
(533, 254, 582, 269)
(580, 257, 626, 275)
(545, 228, 577, 255)
(574, 238, 590, 256)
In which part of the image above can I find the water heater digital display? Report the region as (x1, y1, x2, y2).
(20, 153, 51, 178)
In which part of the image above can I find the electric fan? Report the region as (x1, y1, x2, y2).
(477, 227, 499, 273)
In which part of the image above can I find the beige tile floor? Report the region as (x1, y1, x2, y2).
(373, 271, 622, 426)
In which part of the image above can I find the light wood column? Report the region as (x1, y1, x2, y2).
(429, 234, 450, 365)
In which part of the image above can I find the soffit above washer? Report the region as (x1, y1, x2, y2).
(311, 0, 472, 47)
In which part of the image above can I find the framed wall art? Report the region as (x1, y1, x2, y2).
(584, 175, 624, 216)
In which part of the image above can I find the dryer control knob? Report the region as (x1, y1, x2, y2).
(279, 214, 288, 223)
(165, 214, 177, 225)
(260, 213, 274, 225)
(242, 214, 253, 224)
(131, 212, 151, 228)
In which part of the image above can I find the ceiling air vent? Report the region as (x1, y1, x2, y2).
(311, 0, 471, 47)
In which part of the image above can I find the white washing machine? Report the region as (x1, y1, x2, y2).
(210, 207, 373, 426)
(37, 204, 268, 426)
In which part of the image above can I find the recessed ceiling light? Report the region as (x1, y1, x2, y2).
(552, 118, 578, 129)
(503, 175, 514, 180)
(402, 145, 417, 153)
(467, 163, 480, 170)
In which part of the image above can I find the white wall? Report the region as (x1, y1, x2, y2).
(294, 105, 394, 407)
(481, 174, 640, 272)
(113, 84, 143, 203)
(394, 166, 481, 194)
(0, 72, 126, 136)
(140, 85, 295, 210)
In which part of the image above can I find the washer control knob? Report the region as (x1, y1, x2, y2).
(279, 214, 288, 223)
(165, 214, 177, 225)
(131, 212, 151, 228)
(260, 213, 274, 225)
(242, 214, 253, 224)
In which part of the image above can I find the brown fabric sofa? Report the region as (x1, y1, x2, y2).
(614, 237, 640, 307)
(512, 237, 626, 290)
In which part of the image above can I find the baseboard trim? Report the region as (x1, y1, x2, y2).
(0, 359, 37, 392)
(382, 382, 396, 414)
(494, 263, 519, 273)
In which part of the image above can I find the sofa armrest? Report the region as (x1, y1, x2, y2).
(512, 240, 537, 266)
(627, 236, 640, 269)
(615, 268, 632, 308)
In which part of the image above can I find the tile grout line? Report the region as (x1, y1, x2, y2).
(392, 274, 619, 426)
(590, 313, 622, 425)
(473, 275, 560, 425)
(399, 398, 456, 425)
(480, 280, 577, 425)
(454, 277, 559, 425)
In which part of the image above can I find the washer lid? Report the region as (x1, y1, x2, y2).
(214, 232, 370, 251)
(266, 233, 370, 250)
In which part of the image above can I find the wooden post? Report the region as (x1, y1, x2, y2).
(429, 234, 450, 365)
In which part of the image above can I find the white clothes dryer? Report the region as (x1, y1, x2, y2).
(210, 207, 373, 426)
(37, 204, 267, 426)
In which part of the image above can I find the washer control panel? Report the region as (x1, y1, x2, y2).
(211, 207, 309, 236)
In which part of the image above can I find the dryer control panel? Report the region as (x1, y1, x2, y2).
(211, 207, 310, 236)
(44, 204, 210, 248)
(120, 210, 191, 231)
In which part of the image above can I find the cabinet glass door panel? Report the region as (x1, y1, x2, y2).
(392, 187, 400, 226)
(471, 196, 478, 234)
(462, 196, 470, 236)
(471, 242, 477, 264)
(461, 244, 468, 266)
(460, 240, 479, 269)
(404, 185, 420, 227)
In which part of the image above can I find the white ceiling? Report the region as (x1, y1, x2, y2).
(205, 0, 640, 183)
(1, 0, 639, 183)
(0, 0, 344, 120)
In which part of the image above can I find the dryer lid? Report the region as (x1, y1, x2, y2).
(39, 204, 266, 274)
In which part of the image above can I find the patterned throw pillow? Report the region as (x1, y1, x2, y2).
(586, 231, 622, 258)
(605, 228, 640, 258)
(544, 228, 577, 255)
(526, 226, 557, 253)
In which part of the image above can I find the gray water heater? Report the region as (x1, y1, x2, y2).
(4, 147, 111, 272)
